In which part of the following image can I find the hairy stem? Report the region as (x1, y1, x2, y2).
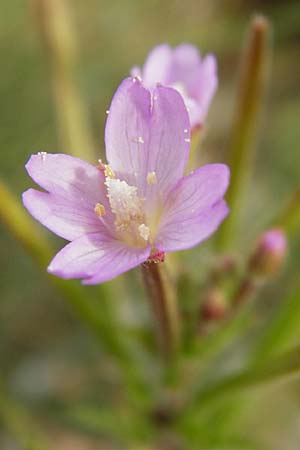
(141, 262, 180, 361)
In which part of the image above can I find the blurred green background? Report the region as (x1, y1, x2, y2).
(0, 0, 299, 449)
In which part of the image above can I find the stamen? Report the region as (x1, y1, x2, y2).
(94, 203, 106, 217)
(147, 171, 157, 185)
(98, 160, 115, 178)
(98, 159, 105, 172)
(104, 165, 115, 178)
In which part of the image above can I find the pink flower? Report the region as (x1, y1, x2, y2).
(131, 44, 218, 131)
(23, 78, 229, 284)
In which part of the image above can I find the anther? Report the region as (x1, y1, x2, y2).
(104, 165, 115, 178)
(94, 203, 106, 217)
(147, 171, 157, 185)
(98, 160, 115, 178)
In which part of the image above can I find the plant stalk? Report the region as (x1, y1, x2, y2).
(141, 261, 180, 362)
(31, 0, 96, 162)
(217, 15, 271, 250)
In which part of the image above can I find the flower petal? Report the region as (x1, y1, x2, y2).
(191, 54, 218, 124)
(154, 164, 230, 251)
(167, 44, 203, 87)
(22, 189, 110, 241)
(105, 78, 190, 199)
(47, 233, 151, 284)
(168, 49, 218, 128)
(141, 44, 172, 87)
(155, 200, 229, 252)
(138, 44, 218, 128)
(105, 77, 152, 191)
(147, 84, 190, 196)
(23, 153, 114, 240)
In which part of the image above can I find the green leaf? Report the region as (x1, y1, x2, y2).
(252, 286, 300, 364)
(180, 346, 300, 418)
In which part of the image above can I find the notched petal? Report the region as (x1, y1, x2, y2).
(47, 233, 151, 284)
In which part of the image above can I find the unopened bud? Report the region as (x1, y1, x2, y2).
(249, 228, 287, 276)
(201, 288, 227, 321)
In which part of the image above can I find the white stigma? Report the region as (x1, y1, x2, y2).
(104, 174, 151, 245)
(105, 178, 144, 226)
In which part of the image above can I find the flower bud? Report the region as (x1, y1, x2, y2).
(249, 228, 287, 276)
(201, 288, 228, 321)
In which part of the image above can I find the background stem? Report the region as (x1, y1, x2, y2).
(217, 15, 271, 251)
(31, 0, 96, 162)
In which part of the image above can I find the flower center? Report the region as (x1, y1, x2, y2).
(104, 175, 150, 247)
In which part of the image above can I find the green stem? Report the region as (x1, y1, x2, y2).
(31, 0, 96, 162)
(217, 15, 271, 250)
(0, 180, 51, 266)
(181, 303, 254, 405)
(251, 285, 300, 364)
(180, 346, 300, 418)
(232, 275, 259, 307)
(141, 262, 180, 362)
(212, 285, 300, 432)
(271, 188, 300, 236)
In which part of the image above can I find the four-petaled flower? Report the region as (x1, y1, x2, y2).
(131, 44, 218, 131)
(23, 78, 229, 284)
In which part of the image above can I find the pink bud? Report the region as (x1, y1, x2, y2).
(201, 288, 227, 321)
(249, 228, 287, 276)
